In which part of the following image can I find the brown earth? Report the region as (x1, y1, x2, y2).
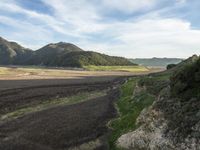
(0, 76, 124, 150)
(0, 76, 123, 115)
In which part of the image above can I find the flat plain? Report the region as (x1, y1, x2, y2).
(0, 66, 163, 80)
(0, 66, 164, 149)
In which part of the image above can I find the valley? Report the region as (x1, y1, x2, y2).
(0, 0, 199, 149)
(0, 65, 159, 81)
(0, 64, 159, 149)
(0, 38, 199, 149)
(0, 56, 199, 150)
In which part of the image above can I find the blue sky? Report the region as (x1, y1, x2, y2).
(0, 0, 199, 58)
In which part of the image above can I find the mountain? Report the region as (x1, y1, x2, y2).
(129, 57, 183, 67)
(0, 37, 32, 65)
(30, 43, 134, 67)
(0, 37, 135, 67)
(27, 42, 84, 66)
(60, 51, 136, 67)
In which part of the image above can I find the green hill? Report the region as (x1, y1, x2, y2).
(110, 55, 200, 149)
(58, 51, 135, 67)
(170, 55, 200, 99)
(130, 57, 183, 67)
(0, 37, 135, 67)
(0, 37, 32, 65)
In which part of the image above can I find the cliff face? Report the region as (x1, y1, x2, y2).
(117, 56, 200, 150)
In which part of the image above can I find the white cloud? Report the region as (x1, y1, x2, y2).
(0, 1, 90, 38)
(102, 0, 157, 13)
(42, 0, 107, 33)
(0, 0, 199, 58)
(0, 15, 54, 49)
(76, 18, 200, 58)
(176, 0, 186, 4)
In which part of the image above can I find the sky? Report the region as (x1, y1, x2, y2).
(0, 0, 200, 58)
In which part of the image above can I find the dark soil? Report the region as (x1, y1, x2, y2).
(0, 76, 122, 115)
(0, 76, 123, 150)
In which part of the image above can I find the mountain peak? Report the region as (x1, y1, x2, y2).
(0, 36, 7, 43)
(41, 42, 83, 53)
(0, 36, 134, 67)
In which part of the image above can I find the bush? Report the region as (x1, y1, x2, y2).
(166, 64, 176, 70)
(170, 57, 200, 99)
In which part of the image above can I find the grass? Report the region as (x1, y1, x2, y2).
(0, 65, 153, 80)
(0, 66, 86, 77)
(0, 67, 10, 75)
(138, 72, 170, 96)
(0, 67, 34, 75)
(84, 65, 149, 72)
(108, 78, 155, 150)
(0, 90, 107, 121)
(0, 67, 70, 76)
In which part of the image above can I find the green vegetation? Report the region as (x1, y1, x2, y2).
(109, 78, 155, 149)
(138, 73, 170, 95)
(108, 69, 172, 149)
(170, 56, 200, 99)
(155, 55, 200, 141)
(107, 55, 199, 149)
(84, 65, 149, 72)
(0, 90, 107, 121)
(59, 51, 136, 67)
(166, 64, 177, 70)
(130, 57, 183, 67)
(0, 36, 135, 67)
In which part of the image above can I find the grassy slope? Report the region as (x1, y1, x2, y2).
(108, 56, 200, 149)
(108, 78, 156, 150)
(84, 65, 149, 72)
(60, 51, 136, 67)
(170, 56, 200, 99)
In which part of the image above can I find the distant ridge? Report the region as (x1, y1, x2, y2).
(129, 57, 183, 67)
(0, 36, 136, 67)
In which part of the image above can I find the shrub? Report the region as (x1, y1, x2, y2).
(166, 64, 176, 70)
(170, 56, 200, 99)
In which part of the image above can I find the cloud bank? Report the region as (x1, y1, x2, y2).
(0, 0, 199, 58)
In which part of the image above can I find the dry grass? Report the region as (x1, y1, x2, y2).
(84, 65, 149, 72)
(0, 66, 164, 80)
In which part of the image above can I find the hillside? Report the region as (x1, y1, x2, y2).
(59, 51, 135, 67)
(27, 42, 84, 66)
(170, 55, 200, 99)
(130, 57, 183, 67)
(0, 37, 135, 67)
(109, 55, 200, 149)
(0, 37, 32, 65)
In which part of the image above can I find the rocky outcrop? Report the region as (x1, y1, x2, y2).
(117, 87, 200, 150)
